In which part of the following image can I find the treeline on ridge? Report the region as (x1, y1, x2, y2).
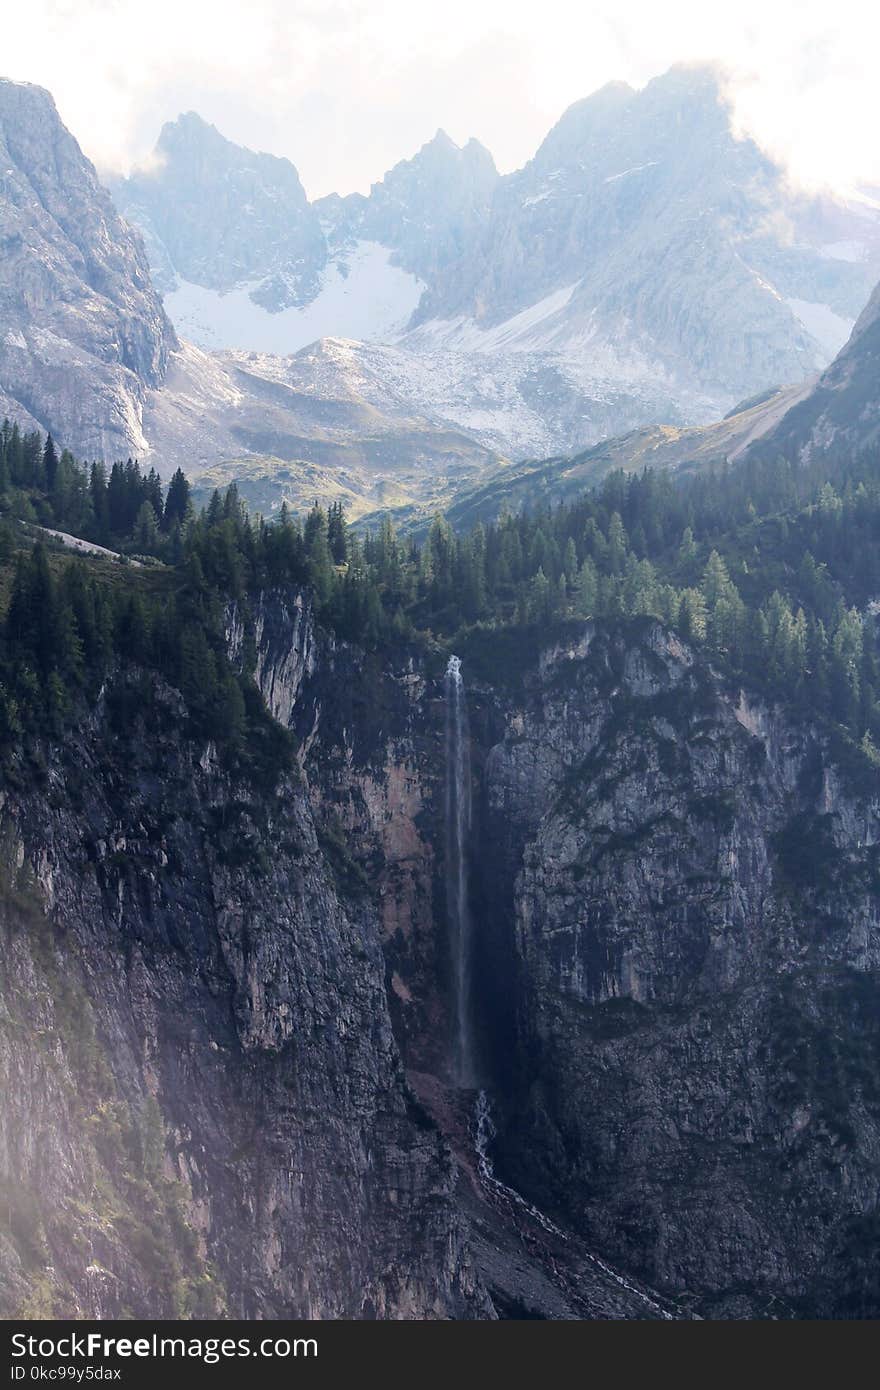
(1, 418, 879, 769)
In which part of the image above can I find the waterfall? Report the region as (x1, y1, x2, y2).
(472, 1090, 569, 1240)
(445, 654, 475, 1086)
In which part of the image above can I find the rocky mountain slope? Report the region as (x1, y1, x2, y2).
(5, 66, 879, 501)
(143, 338, 508, 521)
(0, 575, 681, 1321)
(0, 79, 175, 460)
(316, 129, 499, 289)
(751, 276, 880, 463)
(441, 259, 880, 530)
(0, 618, 485, 1319)
(410, 67, 880, 400)
(443, 379, 814, 528)
(469, 621, 880, 1317)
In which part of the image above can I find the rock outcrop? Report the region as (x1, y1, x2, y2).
(0, 647, 485, 1319)
(475, 620, 880, 1317)
(0, 79, 175, 460)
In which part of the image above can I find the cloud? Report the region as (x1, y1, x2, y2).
(3, 1, 878, 197)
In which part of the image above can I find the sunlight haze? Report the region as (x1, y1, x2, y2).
(4, 1, 878, 197)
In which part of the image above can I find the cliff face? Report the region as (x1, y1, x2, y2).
(0, 656, 485, 1319)
(0, 79, 175, 459)
(477, 622, 880, 1317)
(2, 593, 879, 1319)
(243, 596, 880, 1317)
(233, 592, 452, 1074)
(236, 595, 682, 1319)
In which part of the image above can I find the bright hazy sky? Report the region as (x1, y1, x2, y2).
(3, 1, 878, 198)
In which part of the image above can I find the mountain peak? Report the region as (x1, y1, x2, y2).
(172, 109, 214, 130)
(644, 60, 728, 101)
(535, 62, 739, 171)
(0, 75, 56, 102)
(0, 76, 61, 117)
(410, 127, 496, 174)
(0, 77, 68, 149)
(159, 110, 256, 159)
(162, 109, 217, 139)
(116, 107, 324, 306)
(556, 77, 636, 119)
(536, 80, 637, 165)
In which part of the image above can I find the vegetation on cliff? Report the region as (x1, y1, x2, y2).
(2, 418, 880, 770)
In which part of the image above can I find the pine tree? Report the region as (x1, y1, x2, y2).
(678, 588, 707, 643)
(134, 500, 159, 552)
(42, 435, 60, 493)
(163, 469, 192, 531)
(529, 567, 552, 624)
(575, 557, 598, 617)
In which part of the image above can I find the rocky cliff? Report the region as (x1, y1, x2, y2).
(0, 79, 175, 460)
(240, 596, 880, 1317)
(472, 620, 880, 1318)
(0, 650, 485, 1319)
(230, 593, 684, 1318)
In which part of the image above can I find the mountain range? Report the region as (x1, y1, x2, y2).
(111, 63, 880, 468)
(3, 66, 880, 521)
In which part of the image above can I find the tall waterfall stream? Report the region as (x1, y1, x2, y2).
(445, 654, 475, 1086)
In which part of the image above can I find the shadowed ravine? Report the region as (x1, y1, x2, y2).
(440, 655, 679, 1318)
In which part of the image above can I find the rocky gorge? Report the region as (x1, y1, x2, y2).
(1, 581, 879, 1319)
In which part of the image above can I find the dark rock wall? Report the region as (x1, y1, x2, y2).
(0, 656, 485, 1318)
(2, 594, 879, 1319)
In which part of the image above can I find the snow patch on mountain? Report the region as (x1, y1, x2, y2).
(604, 161, 659, 183)
(401, 282, 581, 355)
(163, 241, 424, 354)
(785, 298, 854, 358)
(820, 240, 868, 263)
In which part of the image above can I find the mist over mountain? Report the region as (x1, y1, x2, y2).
(407, 66, 879, 391)
(113, 112, 327, 310)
